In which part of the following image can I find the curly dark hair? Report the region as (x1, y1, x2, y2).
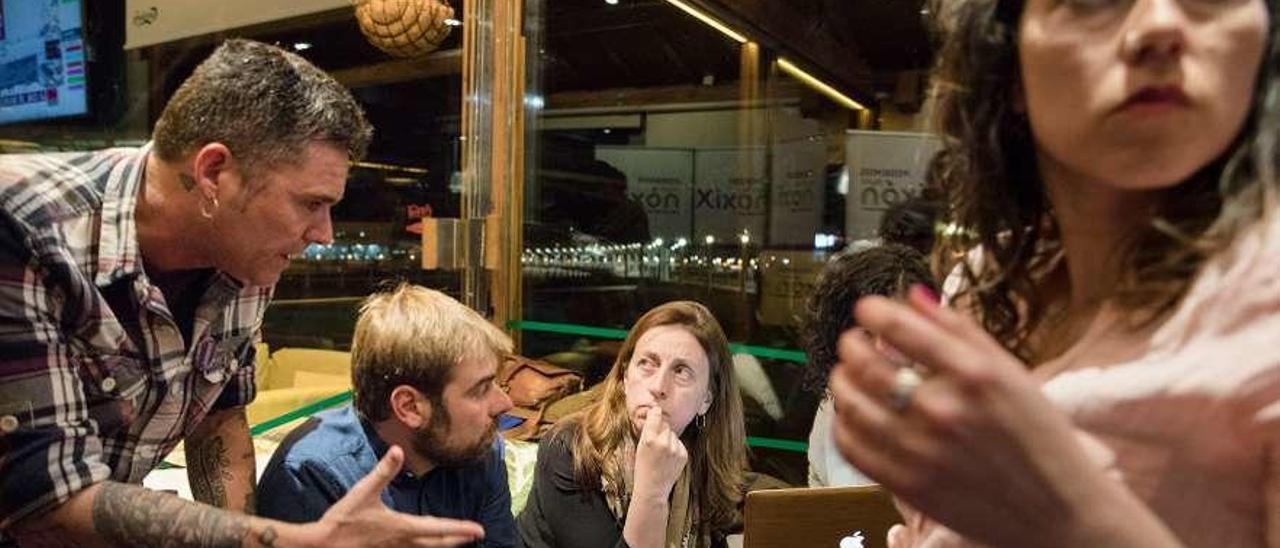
(928, 0, 1279, 361)
(879, 193, 942, 256)
(800, 244, 939, 395)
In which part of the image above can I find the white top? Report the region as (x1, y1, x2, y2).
(808, 395, 876, 487)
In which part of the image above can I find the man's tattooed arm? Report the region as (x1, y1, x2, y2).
(91, 482, 259, 548)
(11, 481, 294, 548)
(186, 408, 257, 513)
(187, 436, 231, 507)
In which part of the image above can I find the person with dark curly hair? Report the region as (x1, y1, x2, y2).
(800, 244, 936, 487)
(828, 0, 1279, 543)
(877, 195, 942, 257)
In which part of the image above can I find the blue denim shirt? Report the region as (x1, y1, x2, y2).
(257, 405, 516, 548)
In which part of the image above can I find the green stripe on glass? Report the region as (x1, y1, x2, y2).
(508, 320, 630, 339)
(249, 390, 353, 437)
(746, 436, 808, 453)
(508, 321, 807, 364)
(727, 344, 806, 364)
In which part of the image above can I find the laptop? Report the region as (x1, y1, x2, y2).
(742, 485, 902, 548)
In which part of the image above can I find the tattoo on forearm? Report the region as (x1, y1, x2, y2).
(188, 436, 233, 507)
(92, 482, 250, 548)
(244, 491, 257, 516)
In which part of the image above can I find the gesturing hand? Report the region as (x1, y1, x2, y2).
(315, 445, 486, 547)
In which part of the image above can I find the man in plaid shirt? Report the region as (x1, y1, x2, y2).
(0, 39, 484, 547)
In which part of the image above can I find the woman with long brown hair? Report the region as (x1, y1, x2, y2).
(517, 301, 746, 548)
(828, 0, 1279, 543)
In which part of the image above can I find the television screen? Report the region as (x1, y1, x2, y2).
(0, 0, 88, 125)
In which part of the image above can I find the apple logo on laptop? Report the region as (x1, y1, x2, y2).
(839, 531, 865, 548)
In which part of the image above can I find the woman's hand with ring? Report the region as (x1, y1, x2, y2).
(828, 286, 1133, 548)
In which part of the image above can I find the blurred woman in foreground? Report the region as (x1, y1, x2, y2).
(829, 0, 1280, 544)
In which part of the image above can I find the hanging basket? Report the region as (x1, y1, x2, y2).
(353, 0, 455, 58)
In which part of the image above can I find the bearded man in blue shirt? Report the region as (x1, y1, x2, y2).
(258, 283, 517, 548)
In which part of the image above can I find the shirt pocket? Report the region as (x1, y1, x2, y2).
(78, 349, 149, 436)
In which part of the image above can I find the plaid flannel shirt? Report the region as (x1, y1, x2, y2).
(0, 145, 271, 531)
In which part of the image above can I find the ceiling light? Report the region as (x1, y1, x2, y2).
(292, 42, 312, 51)
(777, 57, 867, 111)
(664, 0, 747, 43)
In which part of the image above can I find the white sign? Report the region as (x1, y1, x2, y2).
(125, 0, 348, 49)
(595, 147, 695, 241)
(769, 138, 826, 246)
(844, 130, 941, 240)
(693, 148, 767, 242)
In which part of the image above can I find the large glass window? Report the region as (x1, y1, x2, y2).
(518, 0, 936, 483)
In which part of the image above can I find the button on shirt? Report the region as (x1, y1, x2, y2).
(0, 146, 271, 531)
(257, 406, 517, 548)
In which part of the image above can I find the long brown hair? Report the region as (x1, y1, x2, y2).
(927, 0, 1279, 360)
(561, 301, 746, 534)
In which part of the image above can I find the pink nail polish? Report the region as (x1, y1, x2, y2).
(913, 284, 940, 304)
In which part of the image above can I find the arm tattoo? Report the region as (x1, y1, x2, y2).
(188, 436, 233, 507)
(91, 482, 250, 548)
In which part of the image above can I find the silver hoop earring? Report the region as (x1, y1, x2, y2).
(200, 196, 220, 219)
(696, 413, 706, 429)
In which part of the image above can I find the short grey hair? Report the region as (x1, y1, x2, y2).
(152, 38, 372, 175)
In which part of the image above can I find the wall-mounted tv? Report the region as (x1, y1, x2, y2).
(0, 0, 92, 126)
